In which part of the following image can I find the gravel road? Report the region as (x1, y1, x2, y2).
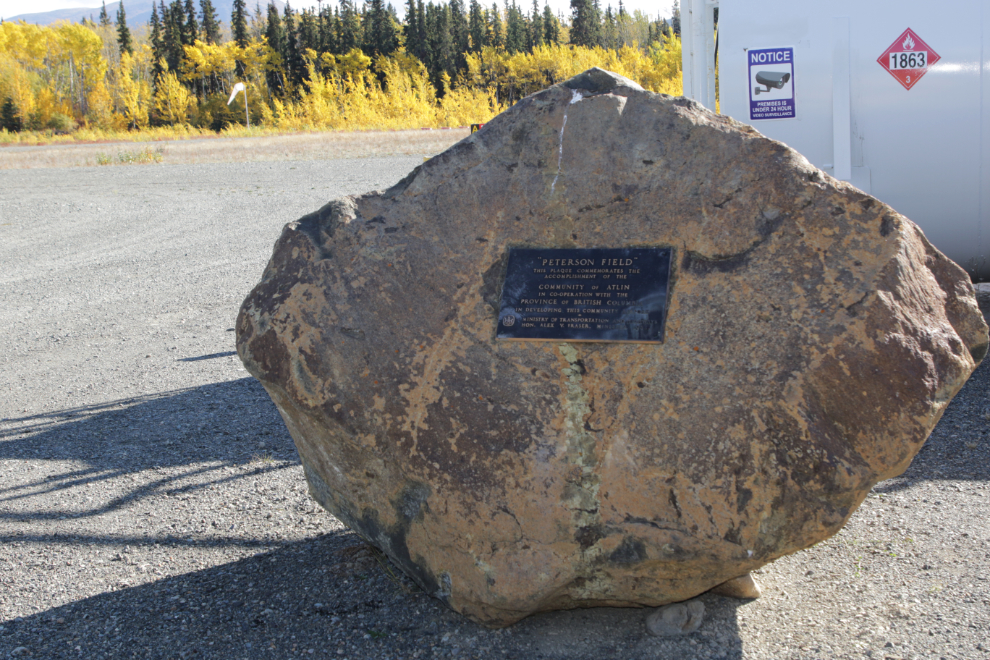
(1, 158, 988, 660)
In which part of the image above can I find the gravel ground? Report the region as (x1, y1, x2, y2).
(0, 157, 988, 660)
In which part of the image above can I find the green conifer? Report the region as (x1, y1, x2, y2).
(529, 0, 542, 49)
(150, 2, 165, 79)
(231, 0, 249, 47)
(404, 0, 421, 57)
(488, 2, 503, 49)
(468, 0, 486, 51)
(98, 1, 111, 27)
(200, 0, 221, 43)
(116, 0, 133, 54)
(283, 3, 303, 86)
(542, 2, 559, 45)
(183, 0, 198, 45)
(449, 0, 469, 60)
(1, 98, 21, 133)
(365, 0, 399, 57)
(504, 0, 525, 54)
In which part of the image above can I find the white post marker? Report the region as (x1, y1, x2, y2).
(226, 82, 249, 128)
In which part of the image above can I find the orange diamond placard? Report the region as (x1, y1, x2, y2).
(877, 28, 940, 90)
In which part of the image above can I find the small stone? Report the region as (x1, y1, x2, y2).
(11, 648, 29, 657)
(645, 599, 705, 636)
(710, 572, 762, 599)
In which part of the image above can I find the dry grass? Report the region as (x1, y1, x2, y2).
(0, 128, 470, 170)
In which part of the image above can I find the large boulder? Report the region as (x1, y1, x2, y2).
(236, 68, 987, 626)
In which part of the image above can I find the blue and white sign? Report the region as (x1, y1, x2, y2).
(748, 47, 795, 121)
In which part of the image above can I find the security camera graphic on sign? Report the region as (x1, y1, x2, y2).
(753, 71, 790, 95)
(748, 47, 795, 120)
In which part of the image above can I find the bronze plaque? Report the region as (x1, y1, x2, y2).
(496, 247, 673, 343)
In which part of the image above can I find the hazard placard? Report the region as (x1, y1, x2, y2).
(877, 28, 940, 91)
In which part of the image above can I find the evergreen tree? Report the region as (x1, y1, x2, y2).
(542, 2, 559, 45)
(468, 0, 486, 51)
(569, 0, 601, 47)
(415, 0, 429, 60)
(529, 0, 542, 49)
(647, 15, 669, 46)
(425, 3, 453, 90)
(98, 1, 111, 27)
(283, 3, 303, 86)
(365, 0, 399, 57)
(232, 0, 249, 47)
(603, 5, 616, 49)
(592, 0, 604, 44)
(200, 0, 220, 43)
(449, 0, 469, 61)
(404, 0, 420, 57)
(1, 97, 21, 132)
(150, 2, 165, 79)
(338, 0, 361, 53)
(318, 4, 336, 53)
(615, 0, 633, 46)
(670, 0, 680, 37)
(183, 0, 199, 45)
(504, 0, 525, 53)
(299, 9, 319, 54)
(488, 2, 503, 49)
(250, 1, 266, 40)
(163, 0, 185, 71)
(116, 0, 133, 54)
(265, 3, 285, 93)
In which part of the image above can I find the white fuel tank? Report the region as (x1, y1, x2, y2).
(685, 0, 989, 280)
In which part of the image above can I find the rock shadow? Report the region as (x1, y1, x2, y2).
(0, 377, 296, 530)
(0, 531, 746, 660)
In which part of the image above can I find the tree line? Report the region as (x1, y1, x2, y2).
(0, 0, 680, 135)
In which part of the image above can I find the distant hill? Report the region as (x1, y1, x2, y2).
(4, 1, 286, 27)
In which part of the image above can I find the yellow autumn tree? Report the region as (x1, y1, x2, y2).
(114, 49, 152, 128)
(154, 60, 195, 124)
(59, 22, 107, 119)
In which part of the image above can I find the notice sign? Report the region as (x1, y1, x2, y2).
(748, 47, 795, 121)
(877, 28, 940, 91)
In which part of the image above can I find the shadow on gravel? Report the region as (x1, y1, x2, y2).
(0, 532, 747, 660)
(0, 378, 296, 529)
(178, 351, 239, 362)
